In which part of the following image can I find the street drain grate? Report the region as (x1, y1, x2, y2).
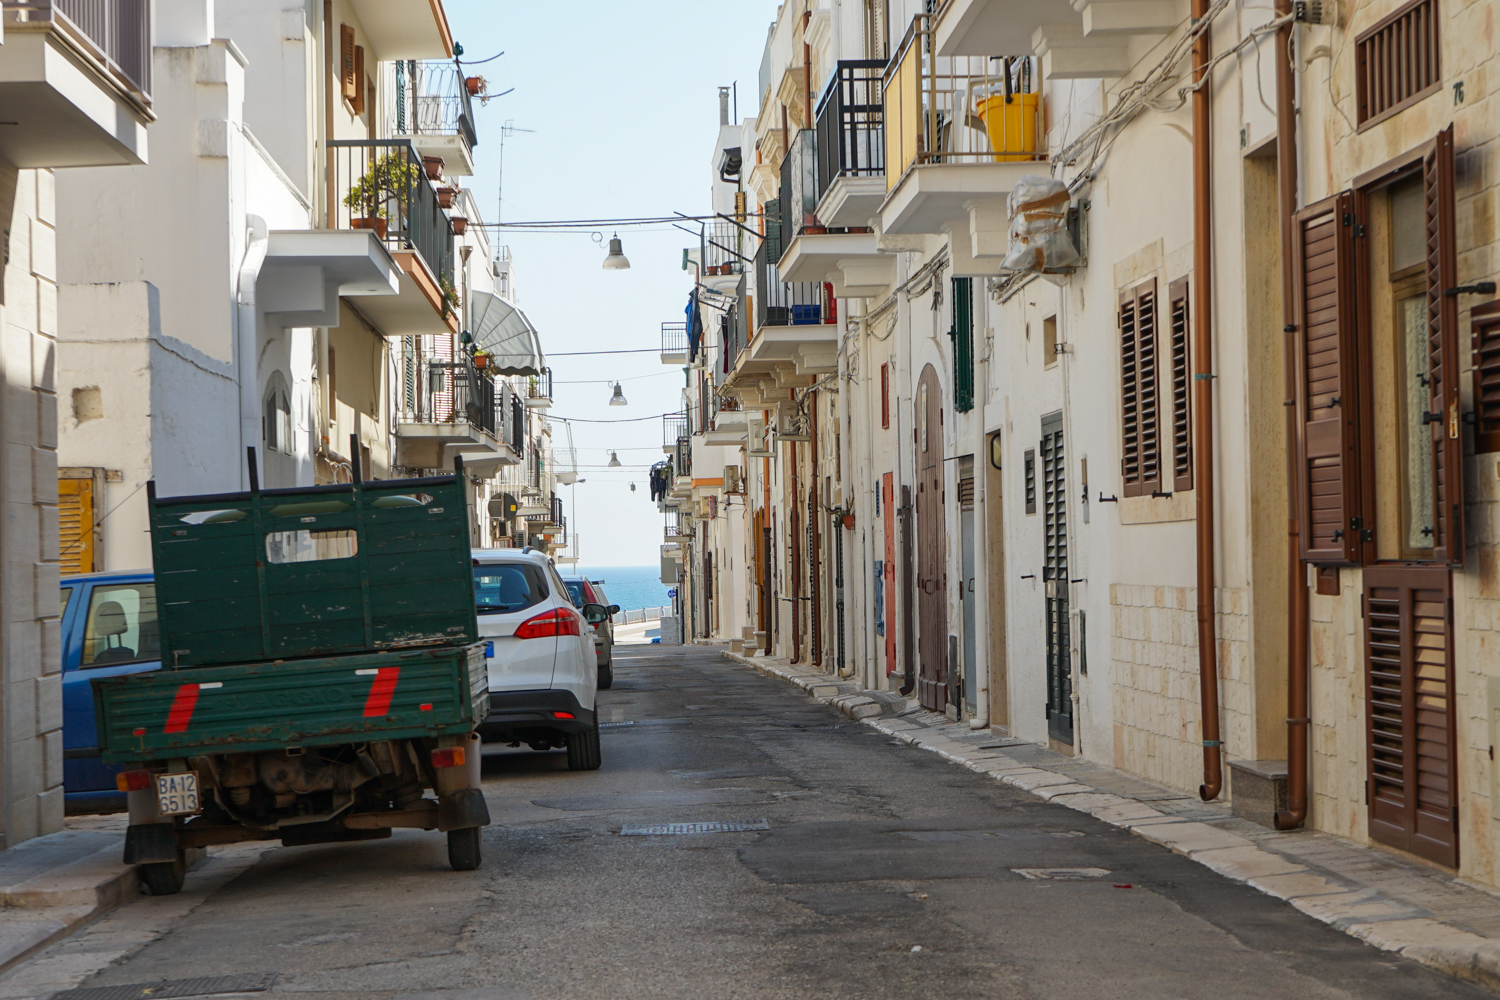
(599, 721, 635, 728)
(620, 820, 770, 835)
(1011, 868, 1111, 881)
(53, 973, 278, 1000)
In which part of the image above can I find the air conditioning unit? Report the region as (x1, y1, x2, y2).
(724, 465, 743, 494)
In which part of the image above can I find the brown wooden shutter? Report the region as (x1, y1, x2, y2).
(1119, 279, 1161, 497)
(1473, 300, 1500, 453)
(1293, 193, 1362, 563)
(58, 477, 94, 576)
(340, 25, 357, 103)
(1424, 126, 1464, 565)
(1169, 277, 1193, 492)
(352, 45, 367, 114)
(1363, 565, 1457, 869)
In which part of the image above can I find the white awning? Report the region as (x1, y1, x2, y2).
(471, 291, 545, 375)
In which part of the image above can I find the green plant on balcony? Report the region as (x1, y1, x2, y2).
(343, 153, 421, 233)
(439, 273, 459, 319)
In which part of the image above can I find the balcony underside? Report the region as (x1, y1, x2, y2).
(933, 0, 1080, 55)
(0, 32, 149, 167)
(396, 423, 517, 478)
(816, 174, 887, 229)
(348, 0, 453, 60)
(355, 251, 459, 336)
(703, 411, 750, 446)
(880, 162, 1037, 237)
(777, 231, 894, 297)
(394, 132, 474, 177)
(749, 324, 839, 375)
(260, 231, 400, 328)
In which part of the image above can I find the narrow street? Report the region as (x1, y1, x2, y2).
(4, 647, 1487, 1000)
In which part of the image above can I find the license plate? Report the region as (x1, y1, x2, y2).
(156, 771, 201, 816)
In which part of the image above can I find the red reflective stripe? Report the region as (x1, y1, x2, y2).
(163, 684, 201, 734)
(362, 667, 400, 717)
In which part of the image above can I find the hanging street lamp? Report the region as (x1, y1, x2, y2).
(602, 233, 631, 270)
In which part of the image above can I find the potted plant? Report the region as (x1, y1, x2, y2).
(436, 186, 457, 209)
(465, 76, 485, 97)
(422, 155, 445, 181)
(472, 351, 489, 370)
(439, 273, 459, 319)
(450, 216, 468, 236)
(343, 152, 421, 239)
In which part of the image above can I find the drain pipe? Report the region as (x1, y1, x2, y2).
(1273, 0, 1310, 830)
(1191, 0, 1224, 801)
(236, 215, 269, 491)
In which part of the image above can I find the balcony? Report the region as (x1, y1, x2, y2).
(661, 321, 688, 365)
(0, 0, 152, 167)
(331, 139, 457, 335)
(663, 412, 688, 455)
(524, 368, 553, 408)
(391, 59, 477, 177)
(749, 243, 839, 376)
(701, 221, 751, 293)
(347, 0, 453, 61)
(933, 0, 1165, 74)
(815, 60, 887, 227)
(395, 349, 517, 477)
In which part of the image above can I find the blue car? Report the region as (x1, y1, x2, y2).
(60, 571, 161, 813)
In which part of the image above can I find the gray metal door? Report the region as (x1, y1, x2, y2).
(1041, 413, 1073, 745)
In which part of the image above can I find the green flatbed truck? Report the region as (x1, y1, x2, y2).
(93, 450, 491, 894)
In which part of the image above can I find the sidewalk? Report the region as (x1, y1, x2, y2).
(0, 816, 136, 975)
(724, 649, 1500, 992)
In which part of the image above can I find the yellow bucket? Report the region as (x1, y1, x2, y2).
(976, 92, 1040, 162)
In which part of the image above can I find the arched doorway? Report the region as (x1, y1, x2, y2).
(915, 365, 948, 711)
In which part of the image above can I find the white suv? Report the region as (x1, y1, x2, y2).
(472, 548, 601, 770)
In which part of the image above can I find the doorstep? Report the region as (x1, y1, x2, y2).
(722, 650, 1500, 992)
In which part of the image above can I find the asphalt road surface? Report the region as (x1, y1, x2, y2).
(4, 646, 1490, 1000)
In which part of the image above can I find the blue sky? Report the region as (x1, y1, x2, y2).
(448, 0, 775, 566)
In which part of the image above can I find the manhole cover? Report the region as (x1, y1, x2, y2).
(54, 973, 277, 1000)
(620, 820, 770, 835)
(1011, 868, 1111, 881)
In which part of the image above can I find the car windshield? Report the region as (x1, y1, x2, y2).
(563, 581, 586, 607)
(473, 563, 547, 614)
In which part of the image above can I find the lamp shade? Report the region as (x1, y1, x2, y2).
(602, 234, 631, 270)
(608, 383, 628, 406)
(608, 451, 622, 468)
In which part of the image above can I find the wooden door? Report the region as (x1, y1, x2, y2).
(1041, 413, 1073, 745)
(59, 477, 95, 576)
(915, 365, 948, 711)
(1364, 565, 1458, 867)
(985, 432, 1009, 727)
(883, 473, 897, 676)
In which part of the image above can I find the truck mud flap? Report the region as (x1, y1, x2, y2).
(124, 823, 179, 865)
(437, 787, 490, 832)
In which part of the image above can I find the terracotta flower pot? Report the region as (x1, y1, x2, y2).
(841, 514, 855, 530)
(450, 216, 468, 235)
(473, 354, 489, 369)
(436, 187, 456, 209)
(352, 217, 387, 239)
(422, 155, 444, 180)
(465, 77, 484, 96)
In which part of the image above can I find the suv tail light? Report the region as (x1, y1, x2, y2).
(514, 607, 581, 639)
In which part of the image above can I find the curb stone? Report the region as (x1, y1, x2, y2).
(722, 649, 1500, 992)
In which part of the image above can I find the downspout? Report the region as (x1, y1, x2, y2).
(802, 10, 813, 129)
(323, 0, 335, 229)
(1273, 0, 1310, 830)
(790, 440, 802, 663)
(1192, 0, 1224, 800)
(236, 215, 270, 491)
(810, 391, 823, 667)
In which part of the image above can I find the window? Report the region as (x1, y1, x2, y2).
(264, 529, 358, 564)
(1355, 0, 1440, 130)
(1168, 279, 1193, 492)
(880, 363, 890, 428)
(264, 373, 291, 454)
(950, 277, 975, 412)
(474, 563, 548, 615)
(1119, 279, 1161, 497)
(81, 583, 159, 668)
(61, 586, 73, 617)
(1023, 449, 1037, 515)
(1043, 315, 1058, 367)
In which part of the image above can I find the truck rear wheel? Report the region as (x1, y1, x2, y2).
(447, 827, 482, 871)
(137, 852, 187, 896)
(566, 719, 602, 771)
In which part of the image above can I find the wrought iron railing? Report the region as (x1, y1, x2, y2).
(816, 60, 886, 201)
(674, 436, 693, 478)
(510, 394, 527, 457)
(526, 367, 553, 403)
(756, 241, 835, 328)
(3, 0, 152, 102)
(702, 221, 750, 277)
(661, 321, 688, 361)
(884, 14, 1044, 188)
(393, 59, 478, 151)
(330, 139, 455, 291)
(401, 347, 497, 437)
(663, 412, 688, 450)
(779, 130, 818, 245)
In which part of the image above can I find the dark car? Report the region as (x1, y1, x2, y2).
(561, 576, 616, 689)
(60, 571, 162, 813)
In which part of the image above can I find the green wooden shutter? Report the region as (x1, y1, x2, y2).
(950, 277, 974, 412)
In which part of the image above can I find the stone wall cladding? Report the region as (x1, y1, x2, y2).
(1110, 585, 1251, 794)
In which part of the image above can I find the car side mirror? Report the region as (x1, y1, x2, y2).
(607, 605, 620, 616)
(581, 603, 608, 625)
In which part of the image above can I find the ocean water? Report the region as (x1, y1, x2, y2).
(572, 566, 672, 614)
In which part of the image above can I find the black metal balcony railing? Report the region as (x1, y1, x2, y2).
(779, 129, 818, 247)
(3, 0, 152, 102)
(724, 277, 747, 372)
(394, 60, 478, 151)
(663, 413, 688, 450)
(816, 60, 886, 200)
(331, 139, 455, 291)
(510, 395, 526, 457)
(403, 352, 497, 437)
(756, 241, 835, 328)
(550, 495, 565, 526)
(661, 321, 688, 360)
(702, 221, 750, 277)
(674, 437, 693, 479)
(526, 367, 553, 403)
